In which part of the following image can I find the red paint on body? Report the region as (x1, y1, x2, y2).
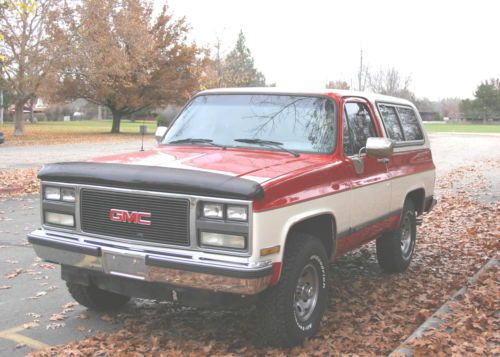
(335, 214, 400, 257)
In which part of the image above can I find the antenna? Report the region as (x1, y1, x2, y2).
(139, 118, 147, 151)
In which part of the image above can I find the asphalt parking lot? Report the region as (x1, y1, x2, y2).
(0, 197, 122, 356)
(0, 139, 155, 170)
(0, 133, 498, 355)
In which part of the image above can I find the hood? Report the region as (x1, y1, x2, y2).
(90, 146, 326, 185)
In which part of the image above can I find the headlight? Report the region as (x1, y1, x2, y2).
(61, 188, 76, 202)
(202, 203, 224, 219)
(44, 187, 61, 200)
(45, 212, 75, 227)
(227, 205, 248, 221)
(44, 186, 76, 202)
(200, 232, 246, 249)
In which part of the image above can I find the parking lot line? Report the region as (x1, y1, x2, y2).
(0, 325, 49, 350)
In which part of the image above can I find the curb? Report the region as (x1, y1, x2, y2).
(388, 257, 499, 357)
(0, 186, 23, 194)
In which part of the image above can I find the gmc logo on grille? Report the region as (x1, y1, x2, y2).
(109, 209, 151, 226)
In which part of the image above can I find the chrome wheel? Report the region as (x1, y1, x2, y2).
(294, 263, 319, 322)
(400, 214, 413, 258)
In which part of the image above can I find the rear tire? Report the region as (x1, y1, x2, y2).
(256, 233, 329, 347)
(376, 199, 417, 273)
(67, 282, 130, 311)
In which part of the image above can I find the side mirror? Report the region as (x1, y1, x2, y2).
(155, 126, 168, 143)
(365, 137, 394, 158)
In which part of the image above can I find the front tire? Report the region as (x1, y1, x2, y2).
(376, 199, 417, 273)
(256, 233, 329, 347)
(67, 282, 130, 311)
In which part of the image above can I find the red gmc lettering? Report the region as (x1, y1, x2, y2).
(109, 209, 151, 226)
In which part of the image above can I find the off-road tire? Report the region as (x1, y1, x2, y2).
(376, 199, 417, 273)
(256, 233, 329, 347)
(66, 282, 130, 311)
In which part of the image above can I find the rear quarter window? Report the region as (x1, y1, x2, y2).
(397, 107, 424, 141)
(377, 103, 424, 142)
(378, 104, 404, 141)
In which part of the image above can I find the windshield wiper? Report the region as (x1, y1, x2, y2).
(234, 138, 300, 157)
(167, 138, 226, 149)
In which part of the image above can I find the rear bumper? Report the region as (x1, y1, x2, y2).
(28, 229, 272, 295)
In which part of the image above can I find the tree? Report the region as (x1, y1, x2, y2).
(49, 0, 201, 133)
(0, 0, 64, 135)
(220, 30, 266, 87)
(368, 67, 415, 100)
(460, 79, 500, 120)
(440, 98, 461, 118)
(474, 82, 500, 112)
(326, 80, 350, 90)
(199, 31, 267, 90)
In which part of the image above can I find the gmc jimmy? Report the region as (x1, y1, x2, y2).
(29, 88, 436, 346)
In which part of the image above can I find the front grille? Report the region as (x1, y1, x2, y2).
(80, 189, 190, 246)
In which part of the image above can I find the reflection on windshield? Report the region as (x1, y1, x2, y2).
(163, 94, 337, 154)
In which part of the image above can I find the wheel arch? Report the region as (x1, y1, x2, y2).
(269, 211, 336, 286)
(405, 187, 426, 215)
(284, 212, 337, 260)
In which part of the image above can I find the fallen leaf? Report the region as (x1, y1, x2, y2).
(100, 314, 114, 322)
(28, 291, 47, 299)
(50, 313, 66, 321)
(63, 302, 78, 309)
(23, 322, 39, 329)
(5, 268, 23, 279)
(46, 322, 65, 330)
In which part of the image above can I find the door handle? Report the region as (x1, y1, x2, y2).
(377, 158, 390, 164)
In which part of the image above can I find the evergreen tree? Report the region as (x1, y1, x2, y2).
(221, 31, 266, 87)
(460, 79, 500, 120)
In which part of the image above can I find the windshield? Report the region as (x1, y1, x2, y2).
(162, 94, 337, 154)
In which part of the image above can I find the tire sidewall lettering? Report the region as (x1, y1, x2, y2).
(310, 254, 327, 289)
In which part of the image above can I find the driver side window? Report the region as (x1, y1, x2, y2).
(343, 102, 377, 155)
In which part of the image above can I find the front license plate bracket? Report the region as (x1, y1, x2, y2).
(102, 252, 147, 280)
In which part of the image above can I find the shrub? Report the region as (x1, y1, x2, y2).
(156, 105, 180, 127)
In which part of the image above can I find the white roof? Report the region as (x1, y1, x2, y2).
(198, 87, 415, 106)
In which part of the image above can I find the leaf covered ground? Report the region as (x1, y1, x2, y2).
(0, 169, 38, 197)
(22, 161, 499, 356)
(405, 263, 499, 356)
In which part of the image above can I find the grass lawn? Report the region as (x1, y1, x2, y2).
(423, 122, 500, 133)
(0, 120, 157, 146)
(1, 119, 498, 147)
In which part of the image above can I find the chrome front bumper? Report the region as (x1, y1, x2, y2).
(28, 229, 272, 295)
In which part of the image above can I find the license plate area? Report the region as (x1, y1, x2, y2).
(102, 251, 147, 280)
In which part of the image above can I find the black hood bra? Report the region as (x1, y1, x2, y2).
(38, 162, 264, 200)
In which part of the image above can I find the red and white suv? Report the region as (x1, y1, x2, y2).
(29, 88, 436, 346)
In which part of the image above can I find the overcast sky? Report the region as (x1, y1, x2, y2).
(162, 0, 498, 100)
